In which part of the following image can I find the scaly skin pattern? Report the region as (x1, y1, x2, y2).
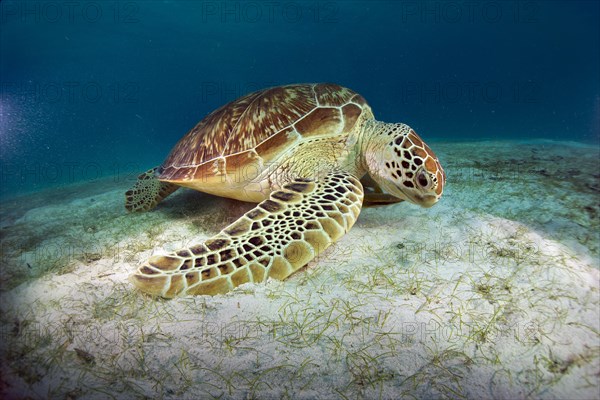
(125, 168, 180, 212)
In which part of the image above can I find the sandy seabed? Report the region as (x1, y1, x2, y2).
(1, 140, 598, 399)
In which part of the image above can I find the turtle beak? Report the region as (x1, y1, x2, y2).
(392, 184, 438, 208)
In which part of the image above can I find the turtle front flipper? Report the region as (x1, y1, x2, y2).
(360, 174, 404, 207)
(363, 193, 404, 207)
(125, 167, 180, 212)
(130, 171, 364, 297)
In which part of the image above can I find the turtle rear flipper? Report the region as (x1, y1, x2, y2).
(129, 171, 364, 297)
(125, 167, 179, 212)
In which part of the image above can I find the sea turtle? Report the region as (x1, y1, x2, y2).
(126, 83, 445, 298)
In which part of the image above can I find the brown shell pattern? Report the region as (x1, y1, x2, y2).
(158, 83, 369, 181)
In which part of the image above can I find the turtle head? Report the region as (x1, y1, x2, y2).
(365, 122, 445, 208)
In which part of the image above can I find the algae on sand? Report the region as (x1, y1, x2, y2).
(0, 140, 598, 399)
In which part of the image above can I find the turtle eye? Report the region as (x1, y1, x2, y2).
(416, 169, 431, 189)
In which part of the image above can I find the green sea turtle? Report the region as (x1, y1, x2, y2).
(126, 83, 445, 297)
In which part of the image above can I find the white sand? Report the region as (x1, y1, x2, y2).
(1, 140, 598, 399)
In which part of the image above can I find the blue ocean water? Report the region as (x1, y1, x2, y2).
(0, 0, 598, 198)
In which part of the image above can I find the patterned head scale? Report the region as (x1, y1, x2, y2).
(379, 124, 445, 207)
